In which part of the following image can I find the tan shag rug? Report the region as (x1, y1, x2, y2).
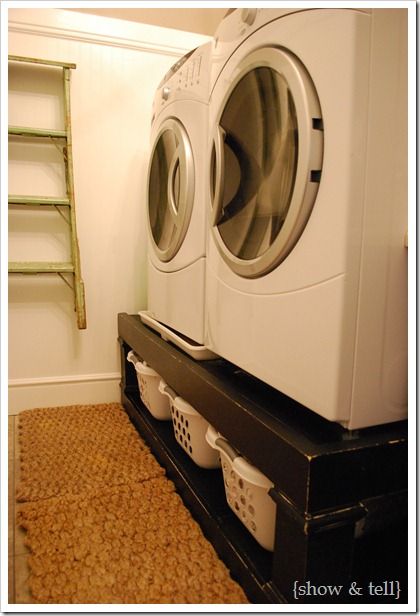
(16, 403, 249, 604)
(16, 403, 164, 503)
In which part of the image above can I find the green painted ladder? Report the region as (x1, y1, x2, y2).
(8, 55, 87, 329)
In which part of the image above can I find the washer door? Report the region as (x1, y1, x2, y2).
(210, 47, 324, 278)
(148, 117, 194, 262)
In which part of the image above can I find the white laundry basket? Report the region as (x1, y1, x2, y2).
(127, 351, 171, 420)
(159, 381, 221, 469)
(206, 425, 276, 551)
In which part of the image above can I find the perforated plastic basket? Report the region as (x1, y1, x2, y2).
(127, 351, 171, 420)
(159, 381, 221, 469)
(206, 425, 276, 551)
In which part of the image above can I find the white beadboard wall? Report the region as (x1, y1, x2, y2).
(7, 8, 211, 414)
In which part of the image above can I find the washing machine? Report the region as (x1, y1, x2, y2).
(205, 8, 408, 430)
(141, 41, 212, 351)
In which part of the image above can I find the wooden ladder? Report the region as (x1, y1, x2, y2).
(8, 55, 87, 329)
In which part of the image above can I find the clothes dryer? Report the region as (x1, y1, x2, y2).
(142, 42, 212, 348)
(205, 9, 408, 429)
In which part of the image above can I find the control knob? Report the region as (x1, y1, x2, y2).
(241, 9, 257, 26)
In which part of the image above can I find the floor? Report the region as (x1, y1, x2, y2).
(8, 414, 32, 604)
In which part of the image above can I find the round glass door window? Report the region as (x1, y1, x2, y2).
(148, 118, 194, 262)
(210, 47, 324, 278)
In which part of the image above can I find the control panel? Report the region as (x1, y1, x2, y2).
(176, 52, 204, 89)
(152, 42, 211, 120)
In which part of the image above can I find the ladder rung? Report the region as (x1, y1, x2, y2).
(8, 262, 75, 274)
(8, 195, 71, 207)
(8, 55, 76, 69)
(8, 126, 67, 139)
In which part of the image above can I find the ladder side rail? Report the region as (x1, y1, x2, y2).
(62, 67, 86, 329)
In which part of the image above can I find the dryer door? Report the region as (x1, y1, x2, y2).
(210, 47, 324, 278)
(148, 117, 194, 262)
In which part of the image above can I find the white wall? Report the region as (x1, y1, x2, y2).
(7, 8, 210, 413)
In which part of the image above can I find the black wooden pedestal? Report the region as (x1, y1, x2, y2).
(118, 313, 408, 605)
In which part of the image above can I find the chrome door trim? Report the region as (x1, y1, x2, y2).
(148, 117, 195, 263)
(167, 151, 180, 220)
(210, 46, 324, 278)
(210, 125, 226, 226)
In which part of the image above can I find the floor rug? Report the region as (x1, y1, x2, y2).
(16, 404, 249, 604)
(16, 403, 164, 502)
(17, 478, 248, 604)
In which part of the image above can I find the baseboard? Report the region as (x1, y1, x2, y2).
(8, 373, 121, 415)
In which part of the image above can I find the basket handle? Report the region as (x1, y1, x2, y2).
(214, 437, 240, 462)
(127, 350, 139, 366)
(162, 384, 178, 401)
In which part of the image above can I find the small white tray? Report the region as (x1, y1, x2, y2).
(138, 311, 218, 361)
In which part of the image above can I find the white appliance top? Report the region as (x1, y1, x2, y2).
(210, 7, 372, 94)
(152, 40, 212, 121)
